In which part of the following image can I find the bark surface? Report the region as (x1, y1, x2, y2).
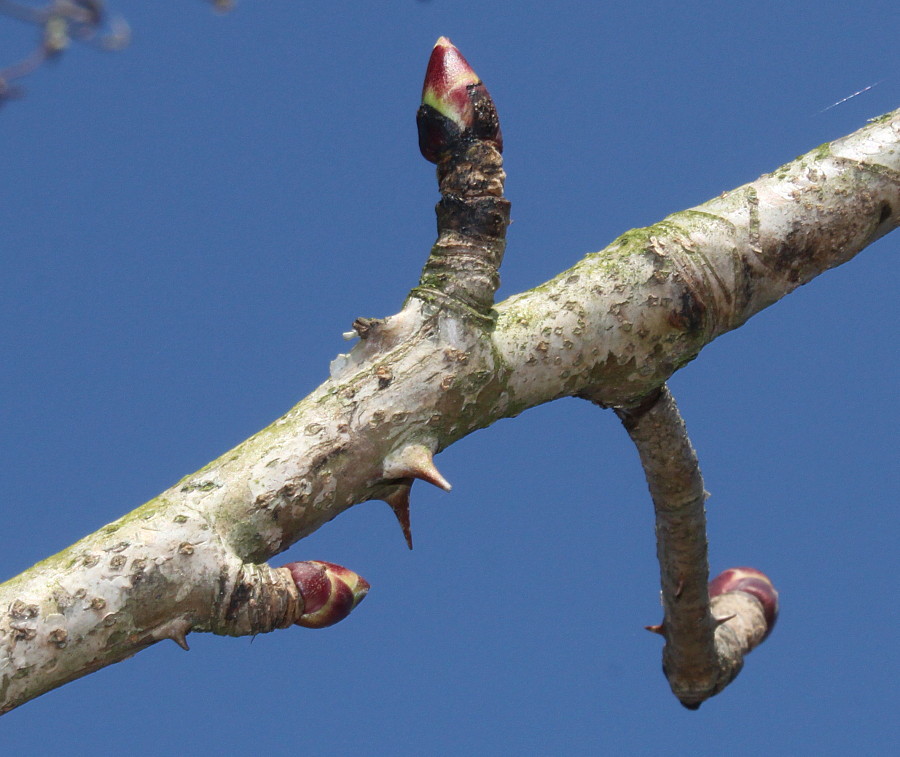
(1, 107, 897, 713)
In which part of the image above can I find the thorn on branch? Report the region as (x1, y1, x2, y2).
(149, 617, 193, 651)
(382, 443, 452, 492)
(382, 484, 414, 549)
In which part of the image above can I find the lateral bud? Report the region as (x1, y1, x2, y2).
(708, 567, 779, 640)
(285, 560, 370, 629)
(417, 36, 503, 163)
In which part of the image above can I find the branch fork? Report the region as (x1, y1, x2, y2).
(1, 36, 897, 714)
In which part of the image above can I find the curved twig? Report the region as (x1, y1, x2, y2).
(611, 386, 777, 708)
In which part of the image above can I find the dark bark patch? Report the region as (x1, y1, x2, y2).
(224, 576, 252, 623)
(668, 289, 707, 334)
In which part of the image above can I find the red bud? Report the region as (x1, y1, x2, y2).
(417, 37, 502, 163)
(285, 560, 370, 629)
(709, 567, 779, 638)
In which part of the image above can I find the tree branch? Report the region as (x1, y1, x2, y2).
(0, 1, 231, 105)
(1, 33, 897, 712)
(611, 386, 778, 709)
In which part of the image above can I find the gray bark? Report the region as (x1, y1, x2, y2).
(1, 108, 897, 714)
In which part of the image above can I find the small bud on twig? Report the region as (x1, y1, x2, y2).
(284, 560, 370, 629)
(708, 566, 779, 639)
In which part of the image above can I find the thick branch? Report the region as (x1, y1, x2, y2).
(495, 111, 899, 407)
(2, 102, 897, 712)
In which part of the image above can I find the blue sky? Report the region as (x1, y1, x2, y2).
(1, 1, 897, 754)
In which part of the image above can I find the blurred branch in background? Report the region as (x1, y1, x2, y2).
(0, 1, 230, 105)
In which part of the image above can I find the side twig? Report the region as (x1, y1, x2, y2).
(610, 385, 778, 709)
